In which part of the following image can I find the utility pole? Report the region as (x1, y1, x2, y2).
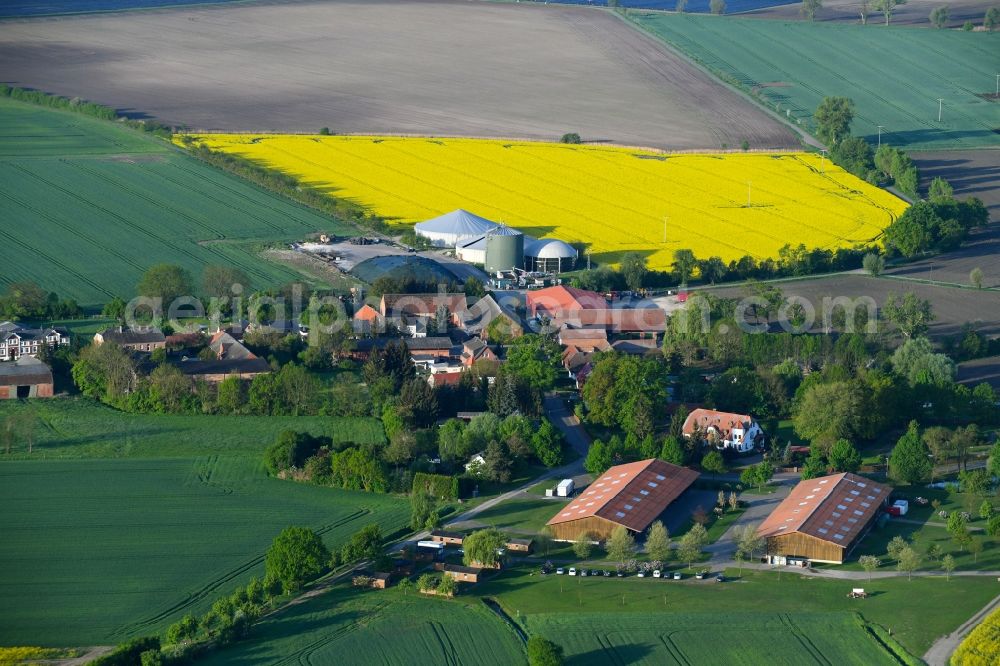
(937, 98, 944, 122)
(995, 74, 999, 97)
(876, 125, 884, 149)
(663, 216, 668, 244)
(819, 149, 827, 173)
(747, 181, 752, 207)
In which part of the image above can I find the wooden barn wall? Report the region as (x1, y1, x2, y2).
(550, 516, 620, 541)
(766, 532, 845, 563)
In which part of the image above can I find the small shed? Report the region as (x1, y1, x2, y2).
(438, 563, 483, 583)
(370, 572, 393, 589)
(430, 530, 465, 546)
(506, 538, 533, 553)
(0, 357, 54, 399)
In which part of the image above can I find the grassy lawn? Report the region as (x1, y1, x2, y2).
(0, 457, 409, 646)
(476, 566, 1000, 658)
(196, 585, 525, 666)
(467, 496, 569, 535)
(0, 397, 383, 459)
(674, 505, 746, 544)
(847, 521, 1000, 573)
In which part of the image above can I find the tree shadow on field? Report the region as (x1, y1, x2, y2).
(45, 427, 175, 450)
(569, 642, 654, 665)
(587, 248, 659, 268)
(515, 225, 557, 239)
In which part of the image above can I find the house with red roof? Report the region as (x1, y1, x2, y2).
(525, 285, 607, 318)
(352, 304, 384, 335)
(546, 459, 698, 541)
(682, 408, 763, 453)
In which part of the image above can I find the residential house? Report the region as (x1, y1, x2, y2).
(177, 331, 270, 382)
(526, 285, 606, 319)
(0, 356, 54, 399)
(682, 408, 763, 453)
(93, 326, 166, 352)
(455, 295, 524, 340)
(757, 473, 889, 564)
(460, 338, 498, 368)
(352, 304, 384, 335)
(349, 336, 454, 361)
(465, 452, 487, 473)
(0, 322, 70, 361)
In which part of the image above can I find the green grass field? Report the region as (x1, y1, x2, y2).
(526, 611, 895, 665)
(0, 397, 384, 459)
(197, 587, 526, 665)
(629, 14, 1000, 151)
(0, 398, 399, 646)
(0, 457, 409, 646)
(0, 97, 356, 307)
(480, 566, 999, 657)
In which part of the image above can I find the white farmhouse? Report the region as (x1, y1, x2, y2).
(682, 408, 763, 453)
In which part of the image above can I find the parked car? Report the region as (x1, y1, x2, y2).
(603, 570, 612, 577)
(695, 571, 707, 580)
(580, 569, 588, 577)
(556, 567, 565, 575)
(652, 570, 662, 578)
(637, 571, 645, 578)
(715, 574, 725, 583)
(617, 570, 625, 578)
(672, 572, 682, 580)
(568, 567, 577, 576)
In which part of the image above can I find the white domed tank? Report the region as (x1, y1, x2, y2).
(524, 238, 578, 273)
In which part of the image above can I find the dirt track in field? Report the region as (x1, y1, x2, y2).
(0, 0, 796, 150)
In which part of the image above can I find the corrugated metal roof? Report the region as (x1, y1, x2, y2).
(547, 459, 698, 533)
(757, 473, 888, 546)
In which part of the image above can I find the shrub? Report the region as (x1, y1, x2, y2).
(560, 133, 582, 144)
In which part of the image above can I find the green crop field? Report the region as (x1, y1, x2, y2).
(0, 457, 409, 646)
(199, 587, 526, 665)
(0, 398, 384, 459)
(0, 398, 399, 646)
(629, 14, 1000, 151)
(526, 612, 895, 665)
(0, 97, 356, 308)
(479, 566, 999, 658)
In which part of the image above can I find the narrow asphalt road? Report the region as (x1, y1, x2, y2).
(923, 592, 1000, 665)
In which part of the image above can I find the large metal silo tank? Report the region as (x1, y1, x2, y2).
(485, 233, 524, 273)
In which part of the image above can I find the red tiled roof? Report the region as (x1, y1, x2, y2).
(757, 473, 888, 546)
(682, 408, 754, 438)
(547, 459, 698, 532)
(380, 293, 467, 318)
(550, 308, 667, 333)
(430, 371, 464, 387)
(527, 286, 607, 317)
(354, 304, 382, 321)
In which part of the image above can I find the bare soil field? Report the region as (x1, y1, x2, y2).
(709, 273, 1000, 339)
(743, 0, 993, 27)
(886, 149, 1000, 287)
(0, 0, 796, 150)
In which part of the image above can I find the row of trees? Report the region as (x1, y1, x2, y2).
(0, 281, 81, 321)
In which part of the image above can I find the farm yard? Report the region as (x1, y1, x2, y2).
(185, 135, 907, 270)
(196, 587, 526, 666)
(0, 457, 409, 646)
(0, 0, 795, 151)
(630, 13, 1000, 151)
(0, 96, 351, 307)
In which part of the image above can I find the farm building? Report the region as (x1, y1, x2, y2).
(524, 238, 578, 273)
(546, 458, 699, 541)
(506, 538, 533, 553)
(177, 332, 270, 382)
(379, 293, 467, 321)
(682, 408, 763, 453)
(526, 285, 607, 318)
(455, 295, 524, 340)
(455, 224, 524, 271)
(0, 356, 54, 399)
(93, 326, 166, 352)
(414, 209, 500, 247)
(430, 530, 464, 546)
(757, 473, 889, 565)
(438, 563, 483, 583)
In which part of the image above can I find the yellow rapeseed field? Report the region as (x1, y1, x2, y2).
(181, 135, 907, 270)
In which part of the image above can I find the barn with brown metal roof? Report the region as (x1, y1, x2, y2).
(545, 458, 698, 541)
(756, 473, 889, 564)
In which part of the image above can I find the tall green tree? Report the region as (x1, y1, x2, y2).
(605, 525, 637, 565)
(645, 520, 672, 562)
(137, 264, 194, 307)
(828, 438, 862, 473)
(620, 253, 649, 291)
(264, 526, 330, 593)
(709, 0, 726, 14)
(463, 528, 507, 568)
(527, 636, 565, 666)
(672, 249, 698, 284)
(883, 292, 934, 338)
(677, 523, 708, 569)
(929, 4, 949, 27)
(801, 0, 822, 19)
(814, 97, 855, 146)
(873, 0, 908, 26)
(889, 420, 932, 485)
